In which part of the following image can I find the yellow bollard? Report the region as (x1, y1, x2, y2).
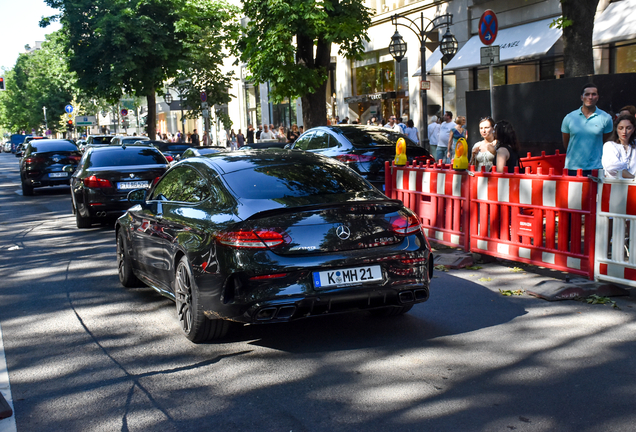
(453, 137, 469, 170)
(394, 137, 407, 166)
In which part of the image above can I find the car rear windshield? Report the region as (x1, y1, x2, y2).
(88, 148, 167, 167)
(91, 136, 112, 144)
(340, 129, 417, 147)
(31, 142, 78, 152)
(223, 161, 371, 200)
(153, 144, 191, 152)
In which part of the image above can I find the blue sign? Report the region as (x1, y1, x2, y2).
(65, 104, 74, 114)
(200, 92, 207, 102)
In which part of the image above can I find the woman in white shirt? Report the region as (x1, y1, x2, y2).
(602, 114, 636, 179)
(404, 119, 419, 145)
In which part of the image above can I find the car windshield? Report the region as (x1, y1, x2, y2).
(340, 129, 418, 147)
(91, 136, 112, 144)
(121, 137, 148, 144)
(153, 143, 191, 152)
(31, 142, 77, 152)
(223, 160, 371, 200)
(88, 148, 166, 167)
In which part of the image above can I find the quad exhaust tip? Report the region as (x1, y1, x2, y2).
(255, 305, 297, 321)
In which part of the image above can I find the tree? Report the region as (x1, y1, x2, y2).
(553, 0, 600, 78)
(43, 0, 238, 139)
(0, 32, 79, 134)
(239, 0, 372, 129)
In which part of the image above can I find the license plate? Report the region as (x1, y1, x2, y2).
(313, 265, 382, 289)
(117, 181, 149, 190)
(48, 172, 68, 178)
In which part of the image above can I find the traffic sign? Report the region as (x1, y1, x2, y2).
(480, 45, 500, 65)
(67, 113, 74, 119)
(65, 104, 74, 114)
(75, 115, 97, 126)
(121, 109, 128, 117)
(420, 80, 431, 91)
(200, 92, 207, 102)
(202, 109, 209, 118)
(479, 10, 498, 46)
(201, 101, 208, 109)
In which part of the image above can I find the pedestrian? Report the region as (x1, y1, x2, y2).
(437, 111, 456, 164)
(255, 125, 263, 140)
(229, 129, 237, 151)
(278, 126, 286, 142)
(246, 124, 255, 144)
(602, 114, 636, 179)
(619, 105, 636, 117)
(428, 116, 440, 157)
(470, 117, 497, 172)
(287, 124, 300, 144)
(404, 119, 419, 145)
(494, 120, 522, 173)
(299, 126, 304, 134)
(397, 117, 407, 134)
(190, 129, 200, 146)
(447, 116, 467, 162)
(371, 117, 378, 126)
(260, 124, 274, 140)
(177, 130, 183, 142)
(384, 115, 402, 133)
(237, 129, 245, 149)
(186, 132, 192, 143)
(561, 83, 613, 176)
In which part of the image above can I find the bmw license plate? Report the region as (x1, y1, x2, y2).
(313, 265, 382, 289)
(48, 172, 68, 178)
(117, 181, 150, 190)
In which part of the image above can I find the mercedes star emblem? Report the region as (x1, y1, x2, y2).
(336, 225, 351, 240)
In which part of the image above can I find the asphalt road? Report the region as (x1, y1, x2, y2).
(0, 151, 635, 432)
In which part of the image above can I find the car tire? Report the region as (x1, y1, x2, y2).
(369, 304, 413, 317)
(117, 231, 141, 288)
(75, 209, 92, 228)
(175, 256, 229, 343)
(21, 181, 34, 196)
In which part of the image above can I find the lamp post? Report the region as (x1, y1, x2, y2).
(164, 90, 187, 141)
(389, 12, 458, 150)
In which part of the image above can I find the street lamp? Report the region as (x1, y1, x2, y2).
(389, 12, 457, 150)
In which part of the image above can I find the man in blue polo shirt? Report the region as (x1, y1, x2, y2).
(561, 83, 613, 175)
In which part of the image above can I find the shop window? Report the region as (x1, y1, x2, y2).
(476, 66, 505, 90)
(540, 58, 564, 80)
(614, 42, 636, 73)
(507, 63, 537, 85)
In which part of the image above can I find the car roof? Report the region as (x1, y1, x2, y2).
(189, 148, 334, 175)
(90, 143, 158, 152)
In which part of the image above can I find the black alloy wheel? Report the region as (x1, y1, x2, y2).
(117, 231, 141, 287)
(174, 256, 229, 343)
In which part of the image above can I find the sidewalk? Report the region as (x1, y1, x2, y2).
(431, 243, 634, 303)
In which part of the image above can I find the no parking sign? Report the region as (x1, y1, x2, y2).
(479, 10, 498, 46)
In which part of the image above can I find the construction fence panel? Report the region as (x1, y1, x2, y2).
(469, 167, 597, 279)
(595, 173, 636, 287)
(385, 161, 470, 251)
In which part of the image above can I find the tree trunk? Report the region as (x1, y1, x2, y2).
(146, 89, 157, 139)
(561, 0, 600, 78)
(297, 35, 331, 129)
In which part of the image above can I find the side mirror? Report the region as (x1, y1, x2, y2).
(284, 144, 291, 150)
(127, 188, 147, 204)
(62, 165, 75, 173)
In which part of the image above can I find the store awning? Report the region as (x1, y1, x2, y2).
(413, 47, 444, 77)
(444, 17, 562, 71)
(593, 0, 636, 45)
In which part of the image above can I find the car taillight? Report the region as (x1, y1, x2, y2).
(334, 154, 377, 163)
(25, 157, 45, 164)
(83, 175, 113, 188)
(413, 155, 435, 164)
(218, 229, 285, 248)
(390, 213, 422, 235)
(68, 155, 82, 162)
(165, 155, 174, 162)
(152, 177, 162, 186)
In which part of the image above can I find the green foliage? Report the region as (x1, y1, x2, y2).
(0, 32, 79, 133)
(549, 17, 574, 29)
(239, 0, 372, 104)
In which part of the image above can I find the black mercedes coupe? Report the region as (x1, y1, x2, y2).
(115, 150, 433, 342)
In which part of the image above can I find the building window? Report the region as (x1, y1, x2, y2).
(351, 50, 398, 95)
(473, 57, 564, 90)
(613, 41, 636, 73)
(244, 83, 261, 127)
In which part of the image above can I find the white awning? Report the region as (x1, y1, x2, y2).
(593, 0, 636, 45)
(413, 47, 444, 77)
(444, 17, 562, 71)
